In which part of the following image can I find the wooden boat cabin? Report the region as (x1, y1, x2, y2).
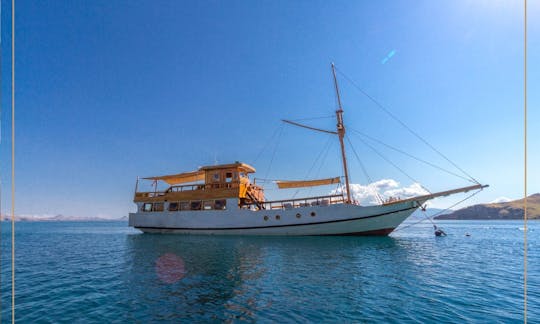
(134, 162, 266, 212)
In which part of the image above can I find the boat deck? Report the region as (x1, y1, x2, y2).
(245, 194, 345, 210)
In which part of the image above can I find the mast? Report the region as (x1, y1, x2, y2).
(331, 63, 352, 204)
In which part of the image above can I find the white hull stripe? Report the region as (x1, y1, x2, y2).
(135, 206, 417, 231)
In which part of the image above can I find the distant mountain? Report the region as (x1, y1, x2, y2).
(435, 193, 540, 220)
(0, 214, 128, 222)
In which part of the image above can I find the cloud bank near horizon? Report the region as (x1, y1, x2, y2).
(0, 213, 124, 221)
(331, 179, 430, 205)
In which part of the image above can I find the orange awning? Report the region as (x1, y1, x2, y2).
(143, 170, 205, 185)
(275, 177, 341, 189)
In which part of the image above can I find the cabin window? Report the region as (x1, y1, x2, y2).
(203, 200, 214, 210)
(153, 203, 164, 212)
(225, 172, 233, 183)
(212, 172, 220, 182)
(191, 201, 202, 210)
(143, 203, 153, 212)
(179, 202, 190, 211)
(275, 215, 281, 220)
(215, 199, 226, 210)
(168, 202, 179, 211)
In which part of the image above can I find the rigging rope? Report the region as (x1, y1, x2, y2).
(291, 134, 334, 199)
(263, 125, 284, 180)
(334, 66, 480, 185)
(393, 189, 483, 232)
(345, 135, 384, 205)
(345, 135, 373, 184)
(253, 124, 283, 166)
(305, 135, 335, 198)
(349, 128, 475, 183)
(354, 133, 432, 194)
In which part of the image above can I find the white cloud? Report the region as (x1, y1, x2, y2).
(490, 196, 511, 204)
(331, 179, 429, 205)
(384, 183, 429, 199)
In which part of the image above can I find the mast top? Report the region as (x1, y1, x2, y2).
(332, 63, 344, 114)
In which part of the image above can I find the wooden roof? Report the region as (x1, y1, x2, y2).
(142, 162, 256, 185)
(199, 162, 256, 173)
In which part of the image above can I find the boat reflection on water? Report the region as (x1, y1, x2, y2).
(123, 233, 268, 322)
(123, 233, 420, 322)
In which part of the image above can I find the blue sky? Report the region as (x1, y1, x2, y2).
(1, 0, 538, 218)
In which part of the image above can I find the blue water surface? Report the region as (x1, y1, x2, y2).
(1, 220, 538, 322)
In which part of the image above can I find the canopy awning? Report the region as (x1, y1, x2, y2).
(143, 170, 205, 185)
(275, 177, 341, 189)
(199, 162, 256, 173)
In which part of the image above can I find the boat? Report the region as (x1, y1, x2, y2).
(128, 64, 487, 235)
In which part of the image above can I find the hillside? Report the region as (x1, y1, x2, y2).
(435, 193, 540, 220)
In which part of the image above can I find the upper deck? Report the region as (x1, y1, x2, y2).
(134, 162, 264, 203)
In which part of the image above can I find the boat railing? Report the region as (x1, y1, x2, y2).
(166, 182, 240, 192)
(248, 194, 344, 210)
(134, 182, 241, 199)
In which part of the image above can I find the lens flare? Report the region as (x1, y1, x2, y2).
(381, 50, 396, 64)
(155, 253, 186, 284)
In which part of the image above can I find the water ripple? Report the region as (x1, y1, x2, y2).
(1, 221, 538, 322)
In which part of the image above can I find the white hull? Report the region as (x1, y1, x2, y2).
(129, 200, 425, 236)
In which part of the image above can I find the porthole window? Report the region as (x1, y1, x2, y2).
(310, 211, 316, 217)
(263, 216, 269, 221)
(275, 215, 281, 220)
(296, 213, 301, 218)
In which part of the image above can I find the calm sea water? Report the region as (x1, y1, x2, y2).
(1, 220, 538, 323)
